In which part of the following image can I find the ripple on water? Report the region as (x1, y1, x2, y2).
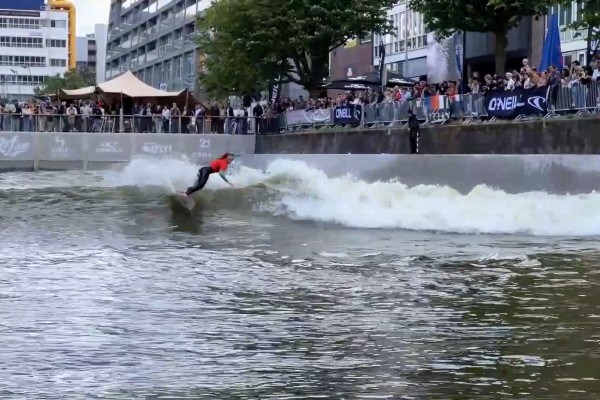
(0, 171, 600, 399)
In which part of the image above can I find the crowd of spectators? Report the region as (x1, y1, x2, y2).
(268, 58, 600, 113)
(467, 58, 600, 95)
(0, 99, 254, 134)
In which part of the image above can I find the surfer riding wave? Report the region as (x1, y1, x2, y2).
(184, 153, 235, 196)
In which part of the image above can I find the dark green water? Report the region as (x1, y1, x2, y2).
(1, 166, 599, 399)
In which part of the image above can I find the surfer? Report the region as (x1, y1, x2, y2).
(184, 153, 235, 196)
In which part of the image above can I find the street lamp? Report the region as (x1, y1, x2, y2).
(21, 64, 32, 78)
(9, 68, 21, 99)
(22, 65, 34, 95)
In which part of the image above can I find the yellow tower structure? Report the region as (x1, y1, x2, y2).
(48, 0, 77, 70)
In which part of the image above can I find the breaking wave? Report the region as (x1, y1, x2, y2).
(100, 157, 600, 236)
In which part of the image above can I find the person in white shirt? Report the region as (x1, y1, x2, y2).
(505, 72, 515, 90)
(162, 107, 171, 133)
(80, 103, 92, 132)
(66, 104, 78, 132)
(592, 59, 600, 81)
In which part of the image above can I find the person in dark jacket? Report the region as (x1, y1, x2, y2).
(252, 103, 263, 134)
(226, 102, 234, 134)
(408, 109, 420, 154)
(210, 102, 220, 133)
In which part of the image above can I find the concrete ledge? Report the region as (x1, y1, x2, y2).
(256, 117, 600, 154)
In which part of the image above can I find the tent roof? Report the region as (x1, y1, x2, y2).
(59, 71, 187, 99)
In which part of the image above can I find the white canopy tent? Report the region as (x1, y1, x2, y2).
(58, 71, 194, 106)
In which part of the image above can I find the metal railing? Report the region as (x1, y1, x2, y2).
(0, 114, 270, 135)
(548, 81, 600, 116)
(270, 81, 600, 134)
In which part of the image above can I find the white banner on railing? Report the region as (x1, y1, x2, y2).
(286, 109, 331, 126)
(0, 132, 35, 160)
(0, 132, 256, 167)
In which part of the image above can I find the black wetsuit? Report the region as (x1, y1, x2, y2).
(186, 166, 213, 195)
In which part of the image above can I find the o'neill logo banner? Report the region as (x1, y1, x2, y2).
(333, 105, 362, 125)
(485, 86, 550, 118)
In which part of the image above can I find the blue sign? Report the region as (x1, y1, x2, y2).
(333, 105, 362, 125)
(1, 0, 44, 11)
(484, 86, 550, 118)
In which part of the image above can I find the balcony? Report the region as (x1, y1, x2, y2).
(160, 18, 173, 33)
(173, 38, 184, 51)
(174, 10, 185, 23)
(146, 49, 158, 62)
(148, 25, 159, 37)
(184, 32, 196, 47)
(158, 43, 174, 58)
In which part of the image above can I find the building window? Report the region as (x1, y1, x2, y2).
(46, 39, 67, 47)
(0, 74, 46, 86)
(374, 9, 427, 58)
(551, 1, 586, 42)
(50, 20, 67, 28)
(0, 36, 44, 48)
(0, 17, 41, 29)
(184, 52, 194, 75)
(50, 59, 67, 67)
(174, 57, 182, 78)
(13, 56, 46, 67)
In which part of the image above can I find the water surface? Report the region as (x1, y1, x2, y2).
(1, 159, 599, 399)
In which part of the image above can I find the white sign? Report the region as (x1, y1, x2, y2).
(142, 142, 172, 154)
(527, 96, 546, 112)
(159, 83, 167, 91)
(191, 138, 212, 159)
(50, 135, 69, 159)
(96, 141, 124, 154)
(0, 135, 30, 158)
(488, 96, 521, 111)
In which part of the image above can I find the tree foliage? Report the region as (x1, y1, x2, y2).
(35, 68, 94, 96)
(196, 0, 394, 98)
(560, 0, 600, 65)
(409, 0, 555, 73)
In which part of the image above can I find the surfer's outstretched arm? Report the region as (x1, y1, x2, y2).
(220, 171, 234, 187)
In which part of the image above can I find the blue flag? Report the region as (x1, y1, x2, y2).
(539, 14, 563, 71)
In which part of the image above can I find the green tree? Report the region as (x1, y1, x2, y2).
(560, 0, 600, 66)
(409, 0, 555, 74)
(35, 68, 92, 96)
(196, 0, 393, 97)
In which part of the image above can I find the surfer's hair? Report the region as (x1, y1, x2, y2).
(218, 153, 234, 159)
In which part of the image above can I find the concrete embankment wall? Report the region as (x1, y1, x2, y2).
(2, 124, 600, 195)
(0, 132, 256, 171)
(242, 154, 600, 194)
(256, 118, 600, 155)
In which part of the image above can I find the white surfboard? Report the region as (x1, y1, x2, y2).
(174, 192, 195, 211)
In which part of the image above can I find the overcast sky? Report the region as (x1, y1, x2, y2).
(73, 0, 110, 36)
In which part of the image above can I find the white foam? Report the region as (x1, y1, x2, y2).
(103, 157, 268, 194)
(104, 157, 600, 236)
(259, 159, 600, 236)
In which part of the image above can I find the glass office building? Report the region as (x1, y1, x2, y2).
(106, 0, 210, 96)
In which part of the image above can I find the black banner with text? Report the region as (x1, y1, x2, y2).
(333, 105, 362, 125)
(484, 86, 549, 118)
